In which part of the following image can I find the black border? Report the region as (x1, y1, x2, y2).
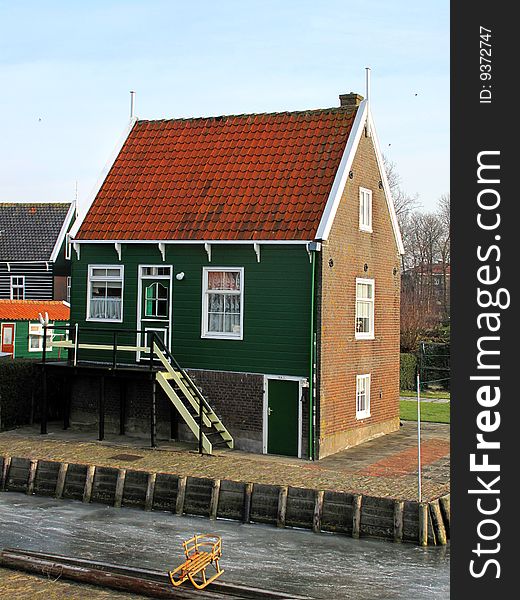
(451, 2, 515, 595)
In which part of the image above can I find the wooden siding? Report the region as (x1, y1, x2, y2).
(1, 319, 68, 359)
(0, 262, 54, 300)
(70, 243, 312, 376)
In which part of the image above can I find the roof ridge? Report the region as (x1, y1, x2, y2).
(0, 202, 71, 206)
(136, 106, 357, 125)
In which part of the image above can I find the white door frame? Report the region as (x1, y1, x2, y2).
(263, 374, 306, 458)
(136, 265, 173, 361)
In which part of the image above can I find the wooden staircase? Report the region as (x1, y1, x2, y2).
(153, 342, 234, 454)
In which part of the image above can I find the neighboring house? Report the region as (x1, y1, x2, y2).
(0, 300, 70, 359)
(402, 261, 451, 323)
(64, 91, 404, 459)
(0, 202, 76, 302)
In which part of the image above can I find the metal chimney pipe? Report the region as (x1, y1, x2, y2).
(130, 91, 135, 119)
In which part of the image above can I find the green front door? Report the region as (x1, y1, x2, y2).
(138, 267, 172, 359)
(267, 379, 300, 457)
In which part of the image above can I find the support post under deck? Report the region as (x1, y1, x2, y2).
(151, 377, 157, 448)
(99, 376, 105, 441)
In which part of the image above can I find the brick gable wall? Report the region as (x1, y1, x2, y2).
(317, 131, 401, 458)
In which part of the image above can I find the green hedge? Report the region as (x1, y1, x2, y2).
(0, 360, 38, 431)
(400, 353, 417, 391)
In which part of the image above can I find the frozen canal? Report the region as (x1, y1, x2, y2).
(0, 494, 449, 599)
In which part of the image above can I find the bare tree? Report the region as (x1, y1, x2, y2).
(382, 154, 419, 225)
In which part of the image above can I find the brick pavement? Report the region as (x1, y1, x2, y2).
(0, 421, 449, 502)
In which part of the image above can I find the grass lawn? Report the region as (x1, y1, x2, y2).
(400, 389, 450, 400)
(400, 400, 450, 424)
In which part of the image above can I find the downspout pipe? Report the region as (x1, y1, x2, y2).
(307, 241, 321, 460)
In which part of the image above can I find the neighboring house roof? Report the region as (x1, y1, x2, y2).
(0, 300, 70, 321)
(0, 203, 73, 262)
(406, 262, 451, 275)
(76, 107, 359, 242)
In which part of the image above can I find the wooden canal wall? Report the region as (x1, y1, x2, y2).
(0, 455, 450, 547)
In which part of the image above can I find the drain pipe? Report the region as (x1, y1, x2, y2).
(307, 242, 321, 460)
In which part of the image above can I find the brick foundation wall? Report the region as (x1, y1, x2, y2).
(317, 131, 401, 458)
(69, 369, 310, 456)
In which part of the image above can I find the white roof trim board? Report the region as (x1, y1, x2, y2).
(69, 117, 138, 240)
(315, 100, 369, 241)
(314, 100, 404, 255)
(49, 200, 77, 262)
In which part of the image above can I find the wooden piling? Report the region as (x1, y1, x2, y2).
(393, 500, 404, 543)
(114, 469, 127, 509)
(352, 494, 362, 539)
(243, 483, 253, 523)
(83, 465, 96, 503)
(277, 486, 288, 528)
(429, 500, 447, 545)
(144, 473, 156, 511)
(175, 476, 187, 515)
(439, 494, 451, 538)
(55, 463, 68, 499)
(1, 456, 11, 492)
(418, 502, 428, 546)
(209, 479, 221, 520)
(312, 490, 324, 533)
(26, 460, 38, 496)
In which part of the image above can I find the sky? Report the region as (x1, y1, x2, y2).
(0, 0, 449, 214)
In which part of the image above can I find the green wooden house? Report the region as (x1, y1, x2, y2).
(62, 91, 404, 459)
(0, 300, 69, 359)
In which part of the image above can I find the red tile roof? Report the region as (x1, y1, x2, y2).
(0, 300, 70, 321)
(76, 107, 358, 241)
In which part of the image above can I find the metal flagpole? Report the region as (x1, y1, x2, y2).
(417, 373, 422, 503)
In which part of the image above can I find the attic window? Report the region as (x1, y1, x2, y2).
(359, 187, 373, 232)
(201, 268, 243, 340)
(10, 276, 25, 300)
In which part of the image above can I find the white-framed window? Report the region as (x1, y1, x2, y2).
(359, 187, 373, 232)
(10, 276, 25, 299)
(202, 268, 244, 339)
(356, 374, 371, 419)
(66, 276, 71, 303)
(355, 278, 375, 339)
(87, 265, 124, 322)
(28, 322, 54, 352)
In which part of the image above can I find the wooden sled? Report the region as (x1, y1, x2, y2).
(168, 534, 224, 590)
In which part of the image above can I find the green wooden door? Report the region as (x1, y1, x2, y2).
(267, 379, 300, 457)
(138, 274, 171, 359)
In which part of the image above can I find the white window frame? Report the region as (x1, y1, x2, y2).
(355, 277, 375, 340)
(356, 374, 371, 419)
(359, 187, 373, 232)
(86, 265, 124, 323)
(28, 322, 54, 352)
(10, 275, 25, 300)
(201, 267, 244, 340)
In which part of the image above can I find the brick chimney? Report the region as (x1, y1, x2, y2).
(339, 92, 364, 108)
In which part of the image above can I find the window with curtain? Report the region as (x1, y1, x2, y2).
(87, 266, 123, 321)
(202, 268, 243, 339)
(28, 322, 54, 352)
(356, 374, 371, 419)
(355, 278, 374, 339)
